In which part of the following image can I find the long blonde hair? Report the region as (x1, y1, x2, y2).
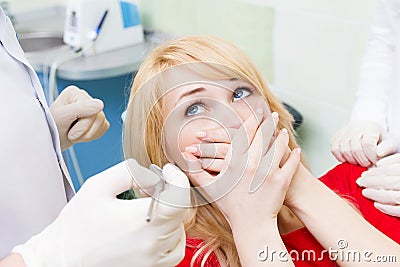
(124, 35, 305, 266)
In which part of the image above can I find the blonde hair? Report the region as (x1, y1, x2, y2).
(124, 35, 305, 266)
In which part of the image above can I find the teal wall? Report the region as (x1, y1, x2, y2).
(140, 0, 275, 84)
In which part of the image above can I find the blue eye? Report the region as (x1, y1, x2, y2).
(185, 103, 207, 116)
(233, 87, 252, 102)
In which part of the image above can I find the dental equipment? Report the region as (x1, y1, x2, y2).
(64, 0, 144, 56)
(146, 164, 166, 222)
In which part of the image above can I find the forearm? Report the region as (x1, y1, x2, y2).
(0, 254, 26, 267)
(288, 165, 400, 266)
(232, 220, 294, 266)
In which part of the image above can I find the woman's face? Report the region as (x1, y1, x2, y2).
(160, 68, 266, 168)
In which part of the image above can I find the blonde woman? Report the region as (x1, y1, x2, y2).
(124, 35, 400, 267)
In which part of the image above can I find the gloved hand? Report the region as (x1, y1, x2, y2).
(50, 86, 110, 151)
(356, 154, 400, 217)
(331, 121, 398, 167)
(12, 159, 190, 267)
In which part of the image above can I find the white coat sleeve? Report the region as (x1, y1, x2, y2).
(351, 0, 400, 130)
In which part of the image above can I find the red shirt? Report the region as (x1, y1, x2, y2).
(177, 163, 400, 266)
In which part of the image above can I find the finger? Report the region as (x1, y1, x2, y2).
(196, 127, 237, 143)
(181, 151, 221, 204)
(377, 132, 398, 158)
(260, 115, 276, 156)
(270, 112, 279, 148)
(200, 158, 225, 173)
(63, 86, 92, 101)
(125, 159, 161, 190)
(376, 154, 400, 167)
(362, 188, 400, 205)
(374, 202, 400, 217)
(57, 86, 89, 104)
(248, 129, 289, 193)
(186, 143, 230, 159)
(356, 175, 400, 190)
(64, 99, 104, 124)
(89, 159, 159, 196)
(155, 164, 191, 215)
(158, 225, 186, 266)
(362, 163, 400, 177)
(271, 129, 290, 170)
(361, 131, 380, 164)
(181, 152, 214, 187)
(163, 163, 190, 188)
(154, 191, 187, 223)
(361, 167, 385, 177)
(279, 148, 301, 182)
(68, 115, 97, 140)
(331, 130, 347, 163)
(350, 138, 372, 167)
(72, 113, 110, 142)
(339, 138, 358, 165)
(231, 103, 263, 155)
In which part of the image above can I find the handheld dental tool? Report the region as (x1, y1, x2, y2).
(146, 164, 166, 222)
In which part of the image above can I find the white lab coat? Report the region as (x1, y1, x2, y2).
(351, 0, 400, 145)
(0, 9, 74, 257)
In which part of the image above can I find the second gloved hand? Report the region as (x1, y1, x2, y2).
(357, 153, 400, 217)
(50, 86, 110, 151)
(12, 159, 190, 267)
(331, 121, 398, 167)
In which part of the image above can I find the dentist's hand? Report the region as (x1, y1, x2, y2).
(356, 154, 400, 217)
(331, 121, 398, 167)
(12, 159, 189, 267)
(50, 86, 110, 151)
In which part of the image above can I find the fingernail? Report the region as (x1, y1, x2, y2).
(185, 146, 198, 153)
(356, 178, 362, 186)
(196, 131, 207, 138)
(295, 148, 301, 154)
(282, 128, 288, 134)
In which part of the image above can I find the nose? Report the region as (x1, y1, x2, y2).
(220, 108, 244, 129)
(212, 99, 254, 130)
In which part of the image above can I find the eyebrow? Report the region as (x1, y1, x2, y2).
(176, 78, 240, 102)
(177, 87, 206, 102)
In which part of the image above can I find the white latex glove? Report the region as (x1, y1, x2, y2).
(12, 159, 190, 267)
(356, 153, 400, 217)
(50, 86, 110, 151)
(331, 121, 398, 167)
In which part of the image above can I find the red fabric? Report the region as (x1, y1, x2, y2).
(176, 163, 400, 266)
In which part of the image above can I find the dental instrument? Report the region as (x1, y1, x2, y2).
(64, 0, 144, 56)
(146, 164, 166, 222)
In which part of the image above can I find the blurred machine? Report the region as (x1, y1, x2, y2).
(63, 0, 144, 56)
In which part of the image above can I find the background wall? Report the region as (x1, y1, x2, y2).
(7, 0, 379, 176)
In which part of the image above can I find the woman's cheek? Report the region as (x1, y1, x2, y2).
(178, 127, 199, 152)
